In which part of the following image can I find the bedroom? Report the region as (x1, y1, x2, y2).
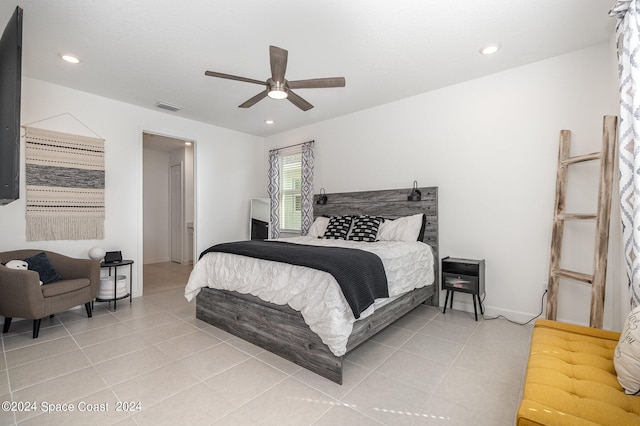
(0, 1, 627, 425)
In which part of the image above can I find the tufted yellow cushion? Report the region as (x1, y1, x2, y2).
(516, 319, 640, 426)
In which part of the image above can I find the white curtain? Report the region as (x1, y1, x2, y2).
(300, 141, 315, 236)
(611, 0, 640, 308)
(268, 149, 280, 239)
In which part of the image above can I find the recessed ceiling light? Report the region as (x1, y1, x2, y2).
(479, 43, 501, 55)
(265, 120, 274, 125)
(184, 142, 192, 146)
(61, 54, 80, 64)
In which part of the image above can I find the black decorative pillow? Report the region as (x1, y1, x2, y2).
(23, 252, 62, 284)
(323, 216, 353, 239)
(348, 215, 384, 242)
(417, 213, 427, 242)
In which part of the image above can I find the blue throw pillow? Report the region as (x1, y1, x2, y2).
(23, 252, 62, 284)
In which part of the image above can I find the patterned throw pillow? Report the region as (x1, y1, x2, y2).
(348, 215, 384, 242)
(615, 305, 640, 394)
(323, 216, 353, 239)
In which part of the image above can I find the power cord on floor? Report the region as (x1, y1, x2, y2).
(480, 289, 547, 326)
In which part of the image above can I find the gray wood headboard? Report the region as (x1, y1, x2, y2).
(313, 186, 439, 306)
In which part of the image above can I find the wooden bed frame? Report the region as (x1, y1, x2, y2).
(196, 186, 439, 384)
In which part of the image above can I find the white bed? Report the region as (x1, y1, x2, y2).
(185, 236, 434, 356)
(188, 186, 439, 384)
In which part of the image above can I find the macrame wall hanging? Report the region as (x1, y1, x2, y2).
(24, 125, 105, 241)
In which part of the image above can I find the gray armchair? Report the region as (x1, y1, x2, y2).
(0, 249, 100, 338)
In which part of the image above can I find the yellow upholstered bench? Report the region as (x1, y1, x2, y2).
(516, 319, 640, 425)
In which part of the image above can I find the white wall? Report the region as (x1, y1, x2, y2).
(0, 77, 264, 297)
(142, 148, 170, 264)
(608, 30, 628, 330)
(265, 43, 622, 329)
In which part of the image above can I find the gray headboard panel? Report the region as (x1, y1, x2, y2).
(313, 186, 439, 306)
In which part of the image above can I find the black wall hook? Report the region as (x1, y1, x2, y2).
(407, 180, 421, 201)
(317, 188, 327, 205)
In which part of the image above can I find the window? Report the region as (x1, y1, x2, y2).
(279, 152, 302, 231)
(268, 141, 314, 238)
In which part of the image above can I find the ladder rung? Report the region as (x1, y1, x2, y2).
(553, 268, 593, 284)
(557, 213, 597, 220)
(562, 152, 601, 165)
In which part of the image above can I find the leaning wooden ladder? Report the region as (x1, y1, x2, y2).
(546, 115, 617, 328)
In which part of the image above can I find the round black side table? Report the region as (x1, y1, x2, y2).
(96, 259, 133, 311)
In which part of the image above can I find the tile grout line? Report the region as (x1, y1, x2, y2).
(0, 327, 17, 426)
(324, 309, 440, 423)
(18, 312, 133, 425)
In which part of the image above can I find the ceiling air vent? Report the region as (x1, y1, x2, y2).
(155, 101, 183, 112)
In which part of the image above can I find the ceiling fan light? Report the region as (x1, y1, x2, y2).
(268, 79, 288, 99)
(267, 89, 288, 100)
(268, 88, 288, 100)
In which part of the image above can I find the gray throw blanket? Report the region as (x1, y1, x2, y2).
(200, 240, 388, 318)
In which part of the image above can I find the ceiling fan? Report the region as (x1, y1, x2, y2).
(205, 45, 346, 111)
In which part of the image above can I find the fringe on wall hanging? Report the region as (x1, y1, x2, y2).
(24, 126, 105, 241)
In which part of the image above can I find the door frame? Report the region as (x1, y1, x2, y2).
(139, 130, 197, 296)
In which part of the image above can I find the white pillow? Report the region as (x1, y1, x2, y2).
(307, 216, 330, 238)
(614, 304, 640, 395)
(5, 260, 28, 270)
(377, 213, 424, 242)
(4, 260, 42, 284)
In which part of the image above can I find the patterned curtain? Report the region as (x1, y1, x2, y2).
(268, 149, 280, 239)
(300, 141, 315, 235)
(611, 1, 640, 307)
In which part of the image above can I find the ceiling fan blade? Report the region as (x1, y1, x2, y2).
(287, 90, 313, 111)
(205, 71, 266, 86)
(239, 90, 268, 108)
(269, 46, 288, 83)
(288, 77, 346, 89)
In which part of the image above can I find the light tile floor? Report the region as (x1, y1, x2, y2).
(143, 262, 193, 295)
(0, 281, 532, 425)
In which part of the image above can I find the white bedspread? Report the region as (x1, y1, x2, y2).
(184, 236, 434, 356)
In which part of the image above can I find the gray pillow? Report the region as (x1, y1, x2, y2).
(23, 252, 62, 284)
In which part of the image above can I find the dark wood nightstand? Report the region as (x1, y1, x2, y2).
(442, 257, 485, 320)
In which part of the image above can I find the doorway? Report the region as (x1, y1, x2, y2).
(142, 132, 195, 295)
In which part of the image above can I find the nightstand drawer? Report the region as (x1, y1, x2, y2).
(442, 272, 478, 293)
(442, 260, 479, 276)
(441, 257, 485, 321)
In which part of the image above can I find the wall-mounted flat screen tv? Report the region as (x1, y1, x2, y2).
(0, 6, 22, 205)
